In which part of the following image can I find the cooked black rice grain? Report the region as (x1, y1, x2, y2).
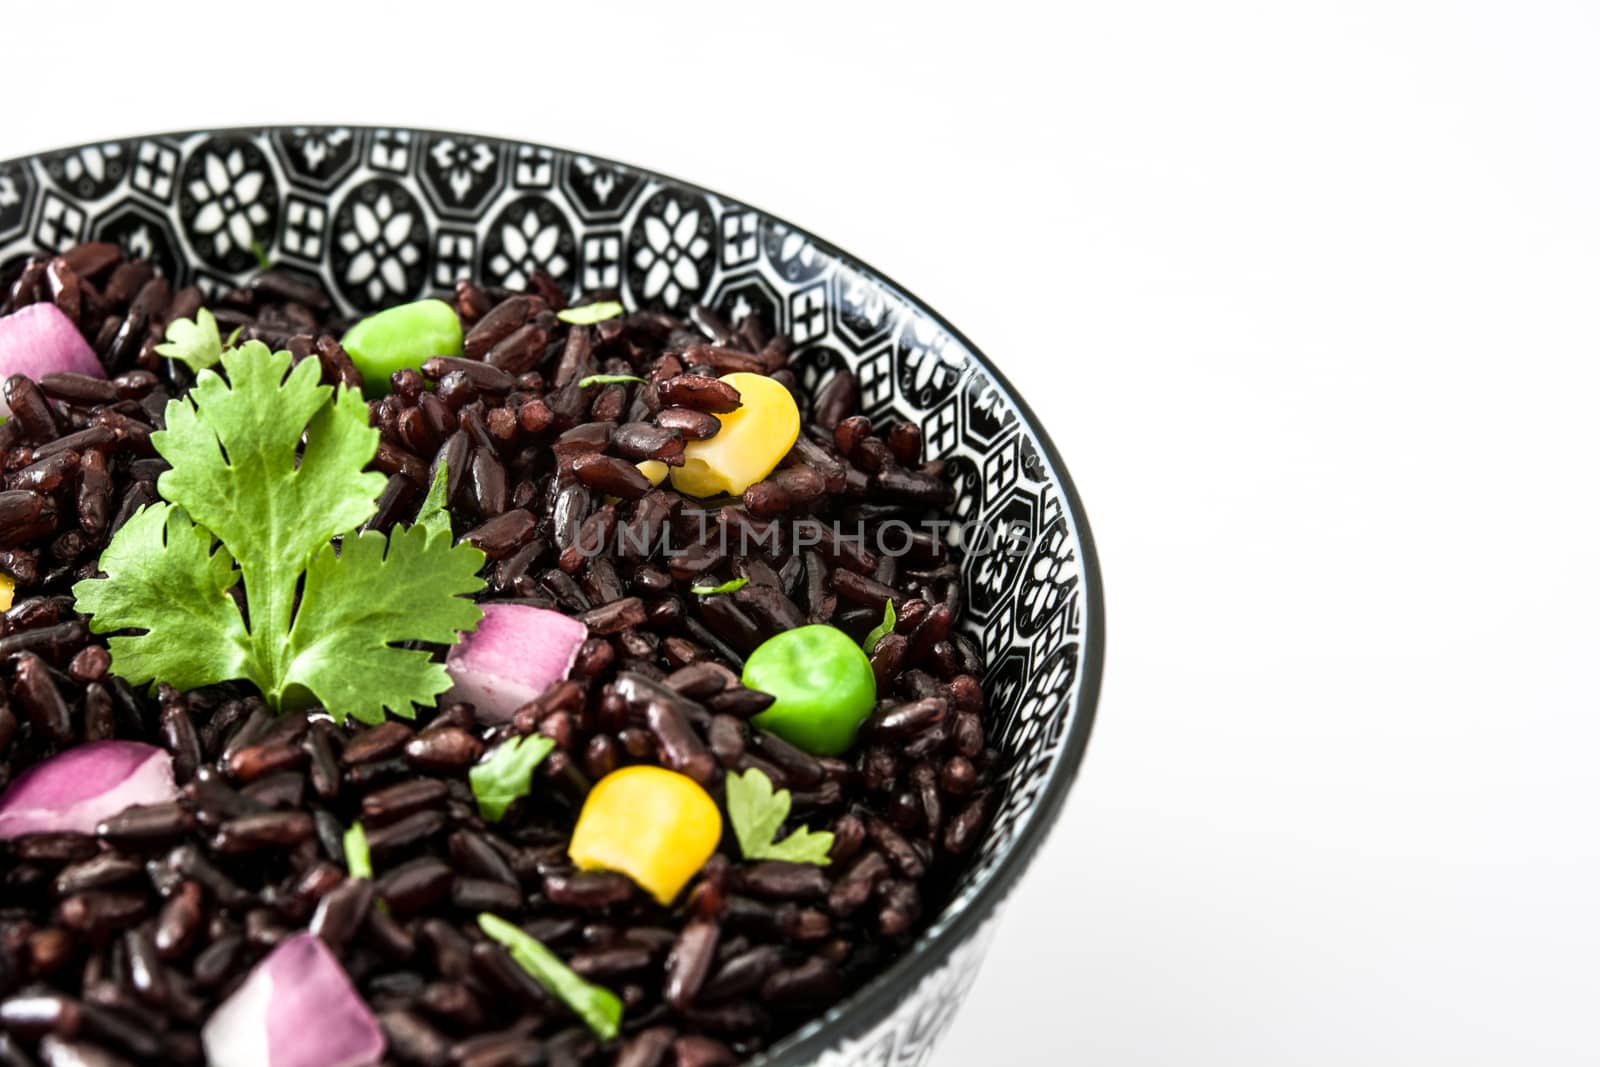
(0, 243, 1004, 1065)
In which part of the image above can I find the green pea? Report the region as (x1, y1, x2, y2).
(742, 625, 876, 756)
(340, 299, 463, 398)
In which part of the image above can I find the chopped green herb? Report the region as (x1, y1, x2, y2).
(556, 301, 625, 326)
(470, 734, 557, 822)
(280, 525, 486, 722)
(478, 913, 623, 1040)
(225, 325, 244, 348)
(690, 576, 749, 597)
(251, 241, 272, 271)
(415, 459, 455, 542)
(72, 343, 487, 724)
(862, 598, 897, 652)
(577, 374, 647, 388)
(154, 309, 225, 373)
(69, 504, 252, 692)
(343, 821, 372, 880)
(724, 767, 834, 866)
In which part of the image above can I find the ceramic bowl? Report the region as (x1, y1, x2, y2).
(0, 127, 1103, 1065)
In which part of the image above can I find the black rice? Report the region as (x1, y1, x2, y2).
(0, 244, 1004, 1065)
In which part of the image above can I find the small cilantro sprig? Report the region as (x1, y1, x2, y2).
(470, 734, 557, 822)
(73, 337, 487, 724)
(154, 308, 226, 372)
(577, 373, 647, 388)
(725, 768, 834, 866)
(343, 821, 373, 880)
(863, 598, 897, 652)
(478, 913, 623, 1040)
(557, 301, 625, 326)
(690, 576, 749, 597)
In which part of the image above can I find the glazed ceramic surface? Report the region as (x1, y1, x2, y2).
(0, 128, 1103, 1065)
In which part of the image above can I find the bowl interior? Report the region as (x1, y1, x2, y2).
(0, 127, 1101, 1061)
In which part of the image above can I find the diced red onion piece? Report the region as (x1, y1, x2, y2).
(0, 741, 177, 839)
(201, 932, 384, 1067)
(444, 603, 588, 723)
(0, 303, 105, 416)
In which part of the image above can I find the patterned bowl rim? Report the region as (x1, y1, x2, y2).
(0, 126, 1105, 1063)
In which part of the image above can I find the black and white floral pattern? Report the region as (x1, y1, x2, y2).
(895, 314, 967, 409)
(709, 270, 783, 340)
(0, 129, 1101, 1067)
(965, 492, 1036, 618)
(561, 154, 643, 221)
(627, 189, 715, 310)
(1014, 519, 1077, 639)
(762, 219, 828, 283)
(178, 138, 279, 272)
(941, 455, 985, 525)
(832, 269, 898, 349)
(272, 127, 361, 190)
(422, 135, 505, 216)
(42, 142, 128, 200)
(93, 201, 182, 284)
(787, 345, 850, 399)
(331, 180, 428, 310)
(482, 197, 575, 290)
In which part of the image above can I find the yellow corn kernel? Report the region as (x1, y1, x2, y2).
(568, 766, 721, 905)
(670, 372, 799, 498)
(0, 574, 12, 612)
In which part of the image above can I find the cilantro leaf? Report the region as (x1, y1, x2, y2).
(478, 913, 623, 1040)
(343, 821, 373, 880)
(690, 576, 749, 596)
(758, 823, 837, 865)
(557, 301, 625, 326)
(71, 503, 254, 692)
(470, 734, 557, 822)
(157, 344, 386, 574)
(415, 459, 454, 542)
(155, 344, 388, 699)
(154, 309, 225, 373)
(577, 373, 647, 388)
(724, 768, 834, 866)
(863, 598, 897, 652)
(282, 525, 485, 723)
(75, 340, 486, 725)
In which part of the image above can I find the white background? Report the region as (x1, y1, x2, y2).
(4, 1, 1597, 1063)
